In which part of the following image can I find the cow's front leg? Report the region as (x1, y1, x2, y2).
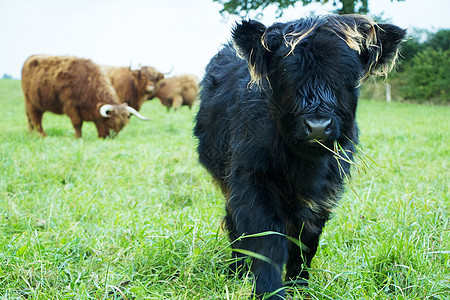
(227, 179, 288, 299)
(285, 211, 329, 285)
(64, 105, 83, 138)
(94, 120, 110, 138)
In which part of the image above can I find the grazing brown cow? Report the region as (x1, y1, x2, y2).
(101, 65, 165, 111)
(155, 74, 199, 111)
(22, 55, 149, 138)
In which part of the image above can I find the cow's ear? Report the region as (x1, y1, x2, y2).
(355, 17, 406, 77)
(331, 15, 406, 78)
(156, 79, 166, 89)
(365, 23, 406, 73)
(232, 20, 269, 85)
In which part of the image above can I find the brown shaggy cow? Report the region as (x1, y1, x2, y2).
(101, 65, 165, 111)
(154, 74, 199, 111)
(22, 55, 149, 138)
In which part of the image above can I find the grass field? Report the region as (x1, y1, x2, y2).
(0, 78, 448, 299)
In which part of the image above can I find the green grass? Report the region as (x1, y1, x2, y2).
(0, 79, 448, 299)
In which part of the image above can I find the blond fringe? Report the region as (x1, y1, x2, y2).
(250, 15, 400, 88)
(283, 24, 317, 57)
(327, 15, 401, 82)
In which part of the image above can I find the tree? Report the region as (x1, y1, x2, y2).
(213, 0, 405, 17)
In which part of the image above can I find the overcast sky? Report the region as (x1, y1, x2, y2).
(1, 0, 449, 79)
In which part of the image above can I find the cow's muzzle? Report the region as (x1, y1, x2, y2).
(304, 118, 332, 142)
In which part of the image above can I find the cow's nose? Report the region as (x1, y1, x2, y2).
(304, 118, 332, 141)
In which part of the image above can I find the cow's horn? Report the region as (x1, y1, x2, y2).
(99, 104, 114, 117)
(163, 65, 174, 75)
(126, 106, 151, 121)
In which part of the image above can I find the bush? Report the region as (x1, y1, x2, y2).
(400, 47, 450, 103)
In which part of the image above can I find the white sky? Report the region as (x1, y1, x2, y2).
(1, 0, 449, 79)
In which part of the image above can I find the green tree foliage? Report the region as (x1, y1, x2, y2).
(425, 29, 450, 51)
(213, 0, 404, 16)
(214, 0, 297, 17)
(398, 29, 428, 64)
(400, 29, 449, 64)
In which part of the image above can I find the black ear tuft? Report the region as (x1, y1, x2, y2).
(232, 20, 266, 60)
(232, 20, 269, 85)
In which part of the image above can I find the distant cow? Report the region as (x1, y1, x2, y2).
(22, 55, 149, 138)
(155, 75, 199, 111)
(101, 65, 164, 111)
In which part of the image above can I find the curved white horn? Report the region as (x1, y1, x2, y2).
(99, 104, 114, 117)
(125, 106, 151, 121)
(163, 65, 174, 75)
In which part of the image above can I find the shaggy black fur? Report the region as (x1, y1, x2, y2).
(194, 15, 405, 299)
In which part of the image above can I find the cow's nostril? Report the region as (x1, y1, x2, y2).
(324, 119, 332, 133)
(305, 121, 312, 135)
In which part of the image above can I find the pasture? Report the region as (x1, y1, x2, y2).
(0, 78, 448, 299)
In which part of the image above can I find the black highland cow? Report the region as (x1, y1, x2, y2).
(194, 15, 405, 299)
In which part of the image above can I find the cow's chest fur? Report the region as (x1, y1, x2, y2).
(224, 101, 348, 233)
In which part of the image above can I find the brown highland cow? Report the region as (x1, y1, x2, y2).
(22, 55, 149, 138)
(155, 74, 199, 111)
(101, 65, 165, 111)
